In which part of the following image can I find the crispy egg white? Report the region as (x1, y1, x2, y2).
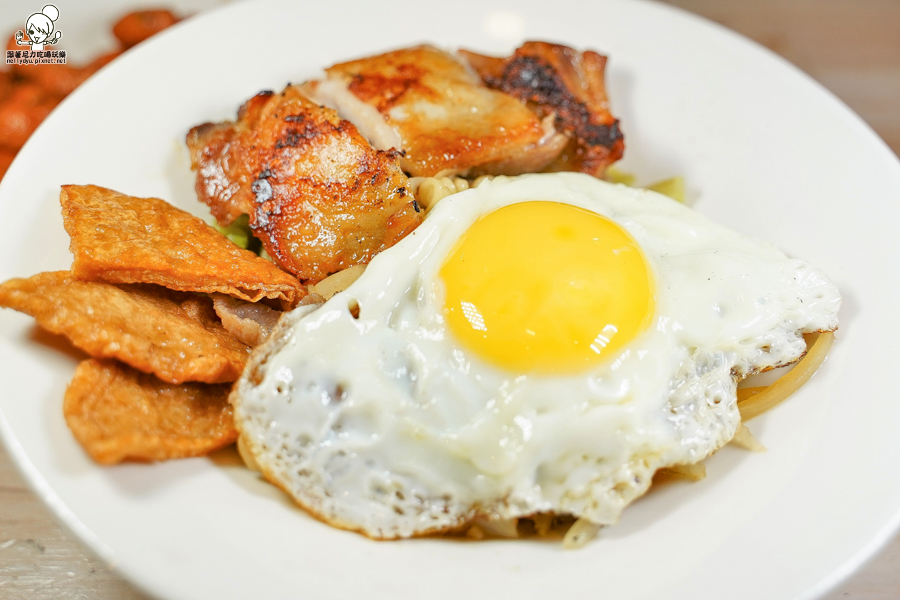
(232, 173, 840, 539)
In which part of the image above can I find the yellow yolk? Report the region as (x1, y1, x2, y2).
(440, 201, 655, 374)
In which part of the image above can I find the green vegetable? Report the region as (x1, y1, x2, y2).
(646, 177, 686, 203)
(604, 165, 637, 186)
(213, 214, 262, 253)
(606, 164, 686, 203)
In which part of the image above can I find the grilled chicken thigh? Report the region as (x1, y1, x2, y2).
(460, 41, 624, 177)
(310, 45, 569, 177)
(187, 86, 417, 283)
(186, 41, 623, 284)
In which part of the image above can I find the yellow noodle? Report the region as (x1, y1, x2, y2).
(410, 175, 494, 210)
(562, 518, 601, 549)
(737, 331, 835, 421)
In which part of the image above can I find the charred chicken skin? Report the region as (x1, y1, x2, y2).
(460, 41, 624, 177)
(187, 86, 419, 283)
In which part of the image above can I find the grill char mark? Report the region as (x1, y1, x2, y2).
(461, 41, 625, 177)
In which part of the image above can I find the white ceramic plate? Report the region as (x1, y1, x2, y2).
(2, 1, 900, 599)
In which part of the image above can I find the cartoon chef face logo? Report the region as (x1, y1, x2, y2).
(15, 5, 63, 52)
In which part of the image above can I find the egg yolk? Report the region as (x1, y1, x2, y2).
(440, 201, 655, 374)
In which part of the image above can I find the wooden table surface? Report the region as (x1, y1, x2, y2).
(1, 1, 899, 598)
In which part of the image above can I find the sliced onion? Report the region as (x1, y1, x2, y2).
(473, 518, 519, 538)
(237, 435, 261, 472)
(562, 518, 602, 549)
(730, 423, 766, 452)
(658, 462, 707, 481)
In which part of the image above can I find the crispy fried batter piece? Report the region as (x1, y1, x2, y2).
(319, 45, 568, 177)
(187, 86, 412, 283)
(21, 52, 120, 97)
(64, 359, 237, 464)
(5, 35, 119, 99)
(460, 41, 624, 177)
(0, 82, 59, 151)
(60, 184, 304, 308)
(0, 271, 250, 384)
(112, 10, 179, 49)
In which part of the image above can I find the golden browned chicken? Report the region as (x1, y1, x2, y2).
(309, 45, 569, 177)
(187, 86, 418, 283)
(187, 42, 624, 283)
(459, 41, 624, 177)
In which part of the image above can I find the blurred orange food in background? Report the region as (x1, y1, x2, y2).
(0, 9, 179, 180)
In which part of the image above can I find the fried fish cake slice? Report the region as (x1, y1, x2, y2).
(187, 86, 413, 283)
(64, 359, 237, 464)
(318, 45, 568, 177)
(0, 271, 250, 384)
(60, 184, 304, 309)
(460, 41, 624, 177)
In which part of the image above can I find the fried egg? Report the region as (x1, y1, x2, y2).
(232, 173, 841, 539)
